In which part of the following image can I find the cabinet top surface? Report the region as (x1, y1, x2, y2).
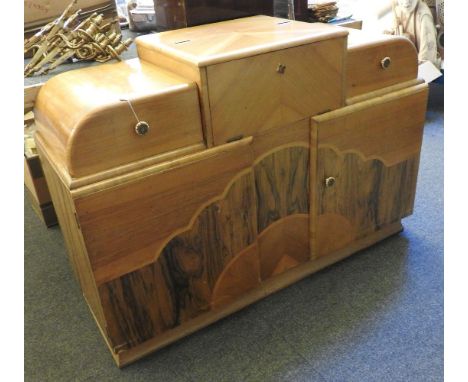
(36, 58, 193, 129)
(34, 58, 201, 180)
(136, 15, 348, 67)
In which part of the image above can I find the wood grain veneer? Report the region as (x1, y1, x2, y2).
(115, 220, 404, 367)
(35, 58, 204, 179)
(310, 84, 428, 258)
(136, 15, 348, 67)
(346, 29, 418, 99)
(206, 38, 345, 144)
(137, 15, 347, 145)
(33, 16, 428, 367)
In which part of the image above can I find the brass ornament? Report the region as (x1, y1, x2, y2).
(24, 0, 133, 77)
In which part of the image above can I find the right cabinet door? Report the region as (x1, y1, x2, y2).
(311, 84, 428, 258)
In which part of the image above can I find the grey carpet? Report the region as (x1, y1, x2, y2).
(24, 85, 443, 381)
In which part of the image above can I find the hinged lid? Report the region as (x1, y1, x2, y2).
(35, 58, 204, 181)
(136, 15, 348, 67)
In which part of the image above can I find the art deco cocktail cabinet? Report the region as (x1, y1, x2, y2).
(34, 16, 428, 367)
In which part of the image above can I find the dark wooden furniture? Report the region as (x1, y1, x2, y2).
(154, 0, 275, 30)
(154, 0, 310, 30)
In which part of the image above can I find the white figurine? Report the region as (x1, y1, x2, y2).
(390, 0, 442, 69)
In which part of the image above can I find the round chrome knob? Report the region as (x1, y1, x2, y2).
(381, 57, 392, 69)
(135, 121, 149, 136)
(325, 177, 336, 188)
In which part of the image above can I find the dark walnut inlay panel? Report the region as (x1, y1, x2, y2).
(99, 172, 258, 351)
(317, 147, 419, 256)
(99, 146, 311, 351)
(254, 146, 310, 232)
(254, 146, 310, 279)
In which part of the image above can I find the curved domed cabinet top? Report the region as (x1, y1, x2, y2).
(35, 58, 204, 182)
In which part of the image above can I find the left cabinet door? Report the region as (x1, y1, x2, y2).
(74, 139, 261, 351)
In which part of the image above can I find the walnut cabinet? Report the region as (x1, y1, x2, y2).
(34, 16, 428, 366)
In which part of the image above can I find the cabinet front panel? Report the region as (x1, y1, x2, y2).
(251, 121, 311, 278)
(316, 85, 428, 167)
(74, 140, 255, 286)
(99, 170, 261, 351)
(90, 123, 312, 351)
(254, 146, 310, 279)
(207, 38, 345, 145)
(316, 148, 420, 257)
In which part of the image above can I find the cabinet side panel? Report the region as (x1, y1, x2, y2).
(38, 147, 107, 331)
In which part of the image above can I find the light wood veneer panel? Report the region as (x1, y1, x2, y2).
(74, 139, 254, 286)
(135, 15, 347, 67)
(311, 85, 427, 258)
(35, 59, 204, 178)
(207, 38, 346, 144)
(346, 30, 418, 98)
(313, 84, 428, 167)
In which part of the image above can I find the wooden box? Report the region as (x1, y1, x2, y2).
(34, 16, 428, 366)
(24, 84, 57, 227)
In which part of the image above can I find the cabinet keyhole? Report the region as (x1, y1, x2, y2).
(277, 64, 286, 74)
(325, 177, 336, 188)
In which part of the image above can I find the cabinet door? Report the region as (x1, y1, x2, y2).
(311, 84, 428, 258)
(75, 139, 261, 350)
(206, 38, 345, 145)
